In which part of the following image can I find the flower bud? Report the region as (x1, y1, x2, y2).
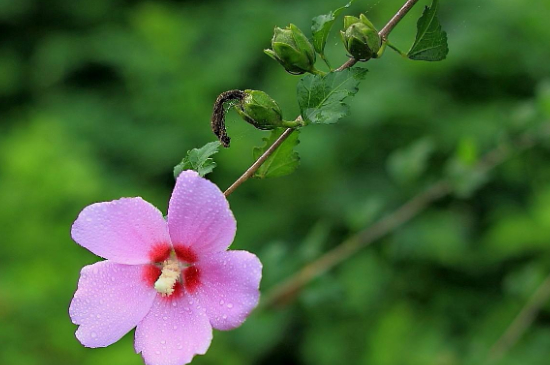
(340, 14, 381, 61)
(235, 90, 284, 130)
(264, 24, 316, 75)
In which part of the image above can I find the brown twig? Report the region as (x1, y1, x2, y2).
(487, 272, 550, 364)
(223, 0, 421, 196)
(378, 0, 421, 41)
(261, 181, 450, 308)
(224, 127, 296, 197)
(261, 124, 550, 308)
(335, 58, 358, 72)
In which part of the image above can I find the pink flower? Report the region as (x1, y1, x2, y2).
(69, 171, 262, 365)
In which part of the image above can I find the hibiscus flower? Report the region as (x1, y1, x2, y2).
(69, 170, 262, 365)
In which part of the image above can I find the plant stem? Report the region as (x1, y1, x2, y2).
(379, 0, 421, 41)
(261, 181, 450, 308)
(320, 54, 332, 71)
(224, 127, 296, 197)
(335, 58, 358, 72)
(223, 54, 355, 197)
(260, 124, 550, 308)
(386, 41, 408, 57)
(310, 68, 327, 77)
(486, 272, 550, 364)
(223, 0, 422, 196)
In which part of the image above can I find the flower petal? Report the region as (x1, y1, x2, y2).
(69, 261, 156, 348)
(167, 171, 236, 257)
(195, 251, 262, 330)
(72, 197, 172, 265)
(135, 293, 213, 365)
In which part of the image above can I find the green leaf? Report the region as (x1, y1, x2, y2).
(407, 0, 449, 61)
(253, 129, 300, 178)
(173, 141, 221, 178)
(297, 68, 367, 124)
(311, 0, 355, 57)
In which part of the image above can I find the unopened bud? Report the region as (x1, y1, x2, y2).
(236, 90, 284, 130)
(264, 24, 316, 75)
(340, 14, 381, 61)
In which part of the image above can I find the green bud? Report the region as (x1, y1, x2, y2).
(340, 14, 381, 61)
(235, 90, 285, 130)
(264, 24, 316, 75)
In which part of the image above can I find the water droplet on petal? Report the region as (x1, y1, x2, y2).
(219, 300, 224, 305)
(161, 340, 166, 344)
(155, 350, 161, 355)
(227, 303, 233, 309)
(91, 332, 97, 338)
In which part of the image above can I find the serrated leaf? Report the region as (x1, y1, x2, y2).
(297, 68, 367, 124)
(311, 0, 355, 56)
(407, 0, 448, 61)
(174, 141, 221, 178)
(253, 129, 300, 178)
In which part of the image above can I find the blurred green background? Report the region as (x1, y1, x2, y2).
(1, 0, 550, 364)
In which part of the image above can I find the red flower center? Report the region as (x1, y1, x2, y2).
(143, 245, 201, 297)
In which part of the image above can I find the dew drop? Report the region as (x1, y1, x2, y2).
(172, 301, 177, 307)
(222, 315, 227, 319)
(155, 350, 161, 355)
(162, 316, 168, 321)
(161, 340, 166, 344)
(91, 332, 97, 338)
(96, 314, 101, 318)
(227, 303, 233, 309)
(219, 300, 224, 305)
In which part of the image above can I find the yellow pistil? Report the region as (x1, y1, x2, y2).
(154, 256, 181, 296)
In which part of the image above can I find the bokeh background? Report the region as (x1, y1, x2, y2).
(1, 0, 550, 364)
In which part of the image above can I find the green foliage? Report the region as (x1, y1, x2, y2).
(252, 129, 300, 178)
(445, 138, 488, 198)
(173, 141, 221, 178)
(387, 137, 434, 184)
(407, 0, 449, 61)
(297, 68, 367, 124)
(311, 0, 355, 61)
